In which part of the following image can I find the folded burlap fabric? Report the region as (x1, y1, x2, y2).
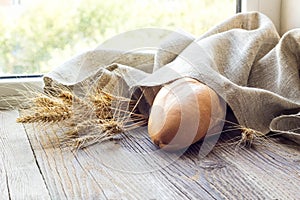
(44, 12, 300, 144)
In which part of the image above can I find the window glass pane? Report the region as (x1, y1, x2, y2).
(0, 0, 235, 75)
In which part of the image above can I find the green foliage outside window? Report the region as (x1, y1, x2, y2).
(0, 0, 234, 75)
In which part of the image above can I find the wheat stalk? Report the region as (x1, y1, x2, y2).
(238, 127, 264, 147)
(60, 119, 124, 149)
(34, 96, 63, 107)
(213, 118, 267, 150)
(17, 103, 71, 123)
(16, 82, 147, 150)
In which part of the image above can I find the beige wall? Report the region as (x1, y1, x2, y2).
(242, 0, 300, 35)
(281, 0, 300, 34)
(242, 0, 281, 33)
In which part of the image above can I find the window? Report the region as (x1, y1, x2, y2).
(0, 0, 236, 76)
(0, 0, 237, 108)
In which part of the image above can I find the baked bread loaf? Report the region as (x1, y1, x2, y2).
(148, 77, 225, 151)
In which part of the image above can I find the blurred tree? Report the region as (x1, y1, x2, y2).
(0, 0, 234, 75)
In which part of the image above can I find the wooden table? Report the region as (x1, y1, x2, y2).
(1, 110, 300, 199)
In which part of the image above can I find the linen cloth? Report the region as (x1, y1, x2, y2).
(44, 12, 300, 144)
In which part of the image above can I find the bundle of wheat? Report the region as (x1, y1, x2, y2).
(16, 79, 147, 150)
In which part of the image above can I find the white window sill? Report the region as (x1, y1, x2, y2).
(0, 77, 44, 109)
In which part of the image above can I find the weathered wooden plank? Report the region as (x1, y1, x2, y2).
(0, 110, 50, 200)
(90, 127, 217, 199)
(76, 144, 215, 200)
(201, 133, 300, 199)
(25, 124, 215, 199)
(23, 112, 300, 199)
(0, 152, 9, 200)
(24, 124, 109, 200)
(109, 126, 300, 199)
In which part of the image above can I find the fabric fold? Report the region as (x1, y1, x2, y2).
(44, 12, 300, 144)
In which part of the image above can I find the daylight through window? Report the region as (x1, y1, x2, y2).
(0, 0, 235, 75)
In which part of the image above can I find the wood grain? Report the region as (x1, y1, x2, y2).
(1, 109, 300, 199)
(0, 110, 50, 200)
(23, 124, 108, 200)
(24, 123, 215, 199)
(201, 134, 300, 199)
(0, 150, 9, 200)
